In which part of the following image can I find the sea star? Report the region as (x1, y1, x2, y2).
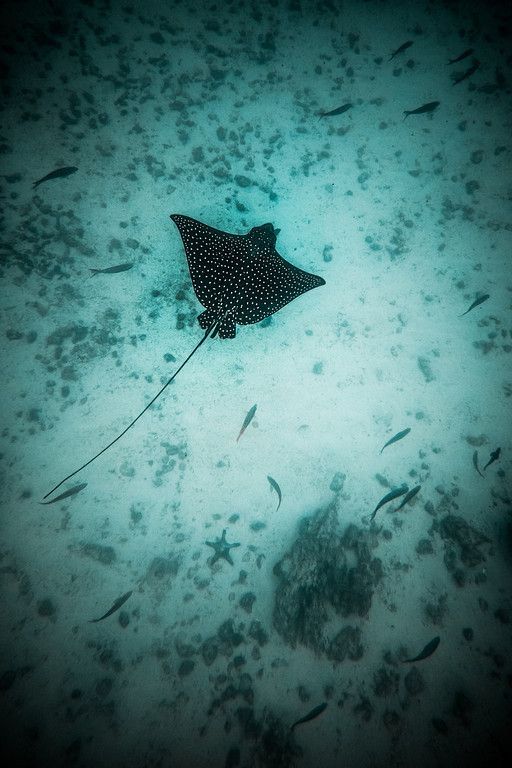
(205, 529, 240, 566)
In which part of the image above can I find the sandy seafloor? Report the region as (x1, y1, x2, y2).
(1, 0, 511, 766)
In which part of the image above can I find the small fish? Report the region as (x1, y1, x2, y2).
(389, 41, 413, 60)
(89, 263, 134, 277)
(459, 294, 489, 316)
(319, 103, 353, 118)
(395, 484, 421, 511)
(448, 48, 474, 64)
(39, 482, 87, 505)
(33, 166, 78, 188)
(380, 427, 411, 454)
(90, 590, 133, 623)
(452, 60, 480, 85)
(403, 101, 440, 120)
(291, 702, 328, 731)
(371, 484, 409, 521)
(267, 475, 282, 511)
(236, 404, 257, 443)
(402, 636, 440, 663)
(473, 450, 484, 478)
(483, 447, 501, 472)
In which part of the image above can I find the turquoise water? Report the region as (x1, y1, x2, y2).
(1, 0, 511, 766)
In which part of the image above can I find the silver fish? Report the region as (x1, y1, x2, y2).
(452, 60, 480, 85)
(33, 166, 78, 188)
(389, 41, 413, 60)
(459, 293, 489, 316)
(89, 263, 134, 276)
(380, 427, 411, 454)
(403, 101, 440, 119)
(291, 702, 328, 731)
(483, 447, 501, 471)
(395, 484, 421, 511)
(267, 475, 282, 511)
(319, 103, 352, 118)
(90, 590, 133, 623)
(448, 48, 474, 64)
(237, 404, 257, 443)
(403, 636, 440, 663)
(39, 482, 87, 505)
(371, 484, 409, 520)
(472, 450, 484, 478)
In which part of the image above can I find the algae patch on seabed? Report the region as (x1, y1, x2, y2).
(272, 500, 383, 657)
(70, 542, 117, 565)
(436, 514, 491, 587)
(142, 553, 181, 603)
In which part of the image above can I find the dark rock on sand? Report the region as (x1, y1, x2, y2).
(327, 625, 363, 662)
(248, 620, 268, 646)
(439, 514, 490, 567)
(201, 637, 219, 666)
(75, 542, 116, 565)
(178, 659, 195, 677)
(237, 706, 302, 767)
(272, 501, 381, 655)
(416, 538, 434, 555)
(404, 667, 425, 696)
(452, 690, 474, 726)
(239, 591, 256, 613)
(373, 667, 400, 697)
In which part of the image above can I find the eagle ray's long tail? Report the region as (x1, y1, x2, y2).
(43, 321, 218, 500)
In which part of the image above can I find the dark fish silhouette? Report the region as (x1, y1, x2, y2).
(237, 404, 257, 443)
(267, 475, 282, 511)
(89, 263, 134, 277)
(319, 103, 352, 118)
(403, 636, 440, 663)
(33, 166, 78, 188)
(403, 101, 440, 120)
(483, 447, 501, 471)
(448, 48, 474, 64)
(39, 482, 87, 505)
(371, 484, 409, 520)
(291, 702, 328, 731)
(43, 215, 325, 500)
(452, 61, 480, 85)
(389, 41, 413, 60)
(380, 427, 411, 454)
(459, 294, 489, 316)
(90, 590, 133, 623)
(473, 450, 484, 478)
(395, 484, 421, 511)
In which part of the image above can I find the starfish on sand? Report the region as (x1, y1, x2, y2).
(205, 529, 240, 566)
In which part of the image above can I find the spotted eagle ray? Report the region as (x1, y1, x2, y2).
(43, 214, 325, 499)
